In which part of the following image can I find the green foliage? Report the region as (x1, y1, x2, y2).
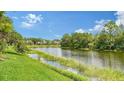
(96, 21, 119, 50)
(60, 20, 124, 51)
(0, 12, 14, 33)
(0, 11, 28, 54)
(0, 40, 7, 53)
(61, 34, 72, 47)
(25, 38, 60, 45)
(7, 31, 23, 45)
(114, 32, 124, 50)
(15, 41, 28, 54)
(61, 33, 93, 49)
(95, 32, 110, 50)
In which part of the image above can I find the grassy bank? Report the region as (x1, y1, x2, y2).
(43, 63, 88, 81)
(0, 52, 72, 80)
(32, 49, 124, 80)
(0, 48, 87, 81)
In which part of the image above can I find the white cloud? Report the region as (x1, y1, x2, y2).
(89, 29, 93, 31)
(54, 34, 62, 39)
(89, 19, 110, 32)
(21, 13, 43, 28)
(75, 28, 85, 33)
(21, 22, 33, 28)
(12, 16, 18, 20)
(115, 11, 124, 26)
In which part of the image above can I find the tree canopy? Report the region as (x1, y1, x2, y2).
(0, 11, 27, 53)
(61, 21, 124, 51)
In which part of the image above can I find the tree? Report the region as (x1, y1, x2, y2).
(61, 34, 71, 48)
(103, 21, 119, 50)
(114, 29, 124, 50)
(0, 39, 7, 53)
(0, 12, 14, 53)
(61, 32, 94, 49)
(95, 21, 119, 50)
(7, 31, 23, 45)
(95, 32, 110, 50)
(15, 41, 28, 54)
(70, 32, 93, 49)
(0, 11, 27, 54)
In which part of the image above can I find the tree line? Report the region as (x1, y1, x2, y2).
(61, 21, 124, 50)
(25, 38, 60, 45)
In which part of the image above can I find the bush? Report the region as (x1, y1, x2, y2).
(15, 41, 28, 54)
(0, 40, 7, 53)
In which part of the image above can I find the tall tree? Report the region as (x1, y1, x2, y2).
(103, 21, 119, 49)
(0, 11, 27, 53)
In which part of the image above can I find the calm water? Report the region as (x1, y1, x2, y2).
(35, 48, 124, 72)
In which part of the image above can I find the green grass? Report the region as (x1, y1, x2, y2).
(43, 63, 88, 81)
(0, 52, 72, 81)
(0, 47, 87, 81)
(32, 49, 124, 80)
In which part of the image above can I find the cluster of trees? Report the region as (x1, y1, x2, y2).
(61, 21, 124, 50)
(25, 38, 60, 45)
(0, 12, 27, 53)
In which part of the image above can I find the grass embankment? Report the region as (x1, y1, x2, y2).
(43, 63, 87, 81)
(0, 53, 71, 80)
(0, 48, 87, 81)
(32, 50, 124, 80)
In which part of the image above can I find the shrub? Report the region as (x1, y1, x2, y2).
(0, 40, 7, 53)
(15, 41, 28, 54)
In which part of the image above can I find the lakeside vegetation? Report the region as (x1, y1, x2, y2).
(61, 21, 124, 51)
(25, 37, 60, 45)
(32, 49, 124, 80)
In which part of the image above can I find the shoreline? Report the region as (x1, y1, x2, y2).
(31, 49, 124, 80)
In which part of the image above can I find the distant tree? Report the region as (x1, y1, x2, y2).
(95, 32, 110, 50)
(61, 32, 94, 49)
(114, 29, 124, 50)
(61, 34, 71, 48)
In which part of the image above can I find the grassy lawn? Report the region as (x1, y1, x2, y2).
(0, 52, 71, 81)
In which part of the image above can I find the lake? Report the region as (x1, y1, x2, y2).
(35, 48, 124, 72)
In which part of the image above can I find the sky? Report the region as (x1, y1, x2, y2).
(6, 11, 124, 40)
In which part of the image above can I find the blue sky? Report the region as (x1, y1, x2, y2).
(6, 11, 119, 40)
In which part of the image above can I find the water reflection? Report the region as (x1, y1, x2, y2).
(35, 48, 124, 72)
(28, 54, 81, 75)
